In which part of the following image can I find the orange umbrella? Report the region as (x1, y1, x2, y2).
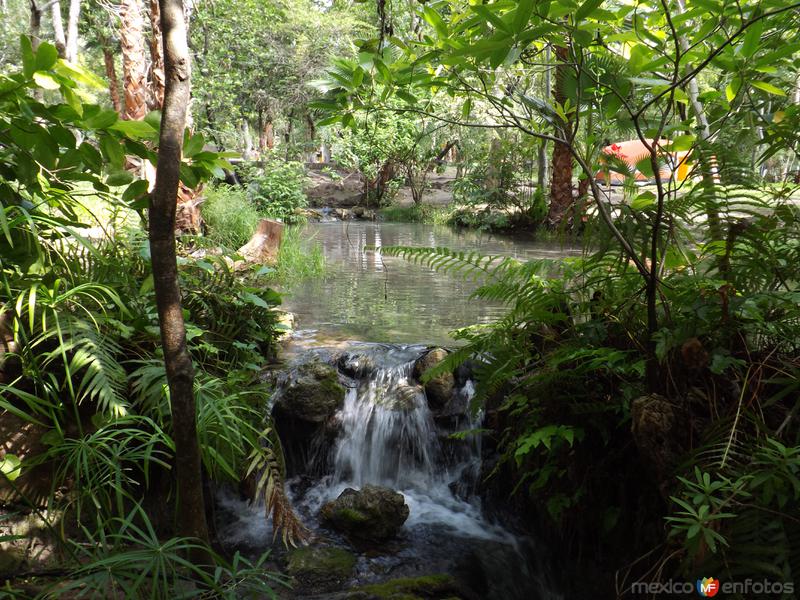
(595, 139, 691, 184)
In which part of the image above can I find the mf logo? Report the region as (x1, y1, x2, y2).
(696, 577, 720, 597)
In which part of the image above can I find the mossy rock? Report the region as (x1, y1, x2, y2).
(287, 545, 357, 592)
(413, 348, 454, 410)
(320, 485, 409, 542)
(348, 574, 466, 599)
(274, 359, 345, 423)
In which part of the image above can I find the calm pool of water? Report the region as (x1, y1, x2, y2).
(281, 222, 580, 346)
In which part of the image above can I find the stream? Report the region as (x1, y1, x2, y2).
(219, 222, 579, 599)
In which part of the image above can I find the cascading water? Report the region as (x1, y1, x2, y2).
(299, 344, 509, 542)
(217, 341, 561, 599)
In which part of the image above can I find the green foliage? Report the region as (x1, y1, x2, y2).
(248, 158, 309, 223)
(379, 179, 800, 579)
(0, 39, 301, 595)
(49, 505, 288, 599)
(200, 184, 262, 250)
(271, 226, 325, 284)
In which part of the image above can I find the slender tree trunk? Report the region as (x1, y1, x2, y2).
(103, 45, 122, 112)
(51, 1, 66, 57)
(65, 0, 79, 62)
(537, 46, 551, 195)
(120, 0, 148, 121)
(547, 44, 574, 227)
(147, 0, 165, 110)
(150, 0, 210, 551)
(674, 0, 721, 241)
(29, 0, 42, 50)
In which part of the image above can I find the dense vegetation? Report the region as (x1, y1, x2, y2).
(0, 0, 799, 598)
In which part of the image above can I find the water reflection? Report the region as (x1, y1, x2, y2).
(282, 222, 580, 346)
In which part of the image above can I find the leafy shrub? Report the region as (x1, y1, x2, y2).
(201, 184, 262, 249)
(248, 158, 308, 223)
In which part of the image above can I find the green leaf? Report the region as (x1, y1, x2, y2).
(631, 191, 656, 210)
(85, 109, 119, 129)
(35, 42, 59, 71)
(739, 18, 763, 58)
(512, 0, 535, 34)
(33, 72, 60, 90)
(422, 6, 448, 38)
(122, 179, 149, 202)
(725, 77, 741, 102)
(110, 119, 159, 139)
(100, 134, 125, 168)
(20, 35, 35, 77)
(471, 5, 511, 33)
(666, 134, 695, 152)
(183, 131, 205, 157)
(106, 169, 134, 187)
(461, 98, 472, 119)
(574, 0, 604, 22)
(751, 81, 785, 96)
(0, 454, 22, 481)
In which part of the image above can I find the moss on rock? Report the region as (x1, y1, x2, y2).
(287, 545, 357, 592)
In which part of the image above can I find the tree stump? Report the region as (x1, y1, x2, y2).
(236, 219, 283, 264)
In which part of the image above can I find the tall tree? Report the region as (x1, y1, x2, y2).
(546, 43, 574, 227)
(147, 0, 164, 110)
(150, 0, 210, 548)
(119, 0, 147, 121)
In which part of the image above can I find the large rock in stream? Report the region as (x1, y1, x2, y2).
(413, 348, 455, 410)
(320, 485, 410, 542)
(273, 359, 345, 423)
(271, 358, 346, 474)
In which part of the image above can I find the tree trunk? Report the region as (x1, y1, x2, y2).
(147, 0, 165, 110)
(51, 1, 66, 58)
(537, 46, 551, 195)
(65, 0, 79, 62)
(674, 0, 721, 241)
(29, 1, 42, 50)
(103, 45, 122, 112)
(150, 0, 210, 551)
(547, 44, 574, 227)
(120, 0, 148, 121)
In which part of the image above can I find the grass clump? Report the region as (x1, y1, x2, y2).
(378, 204, 453, 224)
(201, 184, 261, 249)
(272, 226, 325, 283)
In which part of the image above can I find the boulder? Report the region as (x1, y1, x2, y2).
(320, 485, 409, 542)
(273, 359, 345, 424)
(413, 348, 455, 410)
(287, 545, 356, 593)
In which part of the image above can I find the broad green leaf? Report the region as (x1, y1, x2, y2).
(471, 5, 511, 33)
(84, 109, 119, 129)
(106, 169, 134, 186)
(110, 119, 159, 139)
(183, 132, 205, 157)
(667, 134, 695, 152)
(100, 134, 125, 168)
(512, 0, 535, 34)
(32, 72, 60, 90)
(751, 81, 785, 96)
(422, 6, 448, 38)
(0, 454, 22, 481)
(21, 35, 35, 77)
(35, 43, 58, 71)
(631, 191, 656, 210)
(725, 77, 741, 102)
(575, 0, 604, 22)
(739, 18, 763, 58)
